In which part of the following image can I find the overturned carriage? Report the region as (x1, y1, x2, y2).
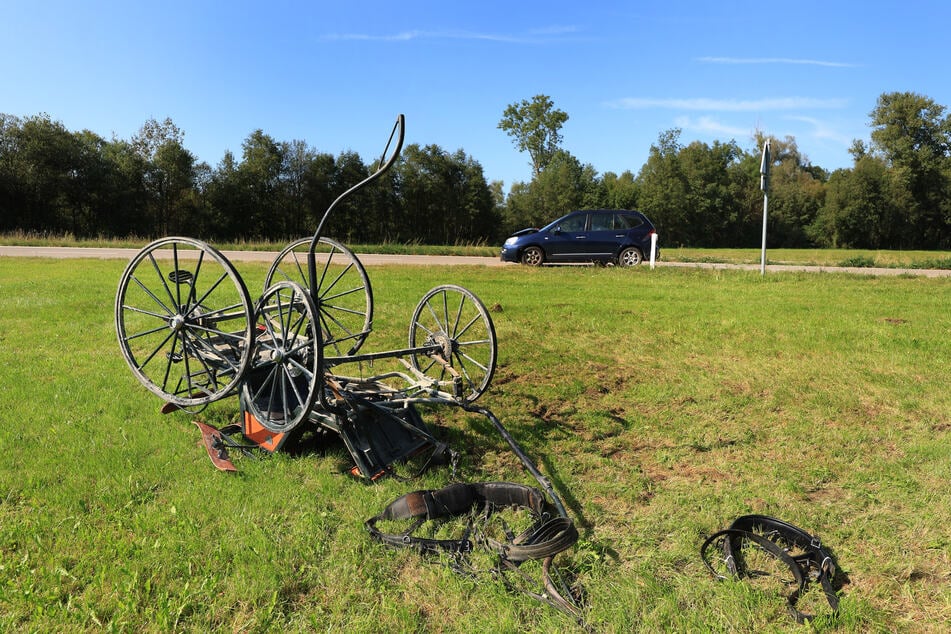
(115, 114, 497, 478)
(114, 115, 583, 621)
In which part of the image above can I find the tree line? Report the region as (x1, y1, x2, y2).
(1, 91, 949, 249)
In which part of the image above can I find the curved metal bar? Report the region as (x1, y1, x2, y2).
(310, 114, 405, 410)
(307, 114, 405, 292)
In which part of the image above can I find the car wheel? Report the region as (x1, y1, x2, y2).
(618, 247, 643, 267)
(521, 247, 544, 266)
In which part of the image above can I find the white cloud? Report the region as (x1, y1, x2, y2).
(786, 115, 855, 146)
(606, 97, 848, 111)
(697, 56, 857, 68)
(674, 116, 752, 138)
(322, 27, 579, 44)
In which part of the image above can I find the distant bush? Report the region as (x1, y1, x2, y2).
(838, 255, 877, 268)
(911, 257, 951, 270)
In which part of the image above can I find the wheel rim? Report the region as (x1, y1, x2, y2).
(242, 281, 322, 433)
(621, 249, 642, 266)
(408, 285, 497, 403)
(265, 237, 373, 356)
(115, 237, 254, 407)
(522, 248, 542, 266)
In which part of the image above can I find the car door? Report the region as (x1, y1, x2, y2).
(544, 212, 589, 262)
(584, 212, 624, 260)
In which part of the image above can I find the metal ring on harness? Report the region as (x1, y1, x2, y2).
(700, 514, 840, 623)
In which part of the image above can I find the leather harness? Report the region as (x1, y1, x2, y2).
(701, 514, 840, 623)
(366, 481, 581, 619)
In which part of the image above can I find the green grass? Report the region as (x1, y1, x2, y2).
(3, 231, 950, 268)
(0, 257, 949, 632)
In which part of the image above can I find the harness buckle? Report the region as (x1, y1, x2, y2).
(723, 553, 736, 574)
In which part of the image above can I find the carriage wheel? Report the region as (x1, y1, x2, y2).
(115, 237, 254, 407)
(408, 285, 497, 403)
(241, 281, 322, 434)
(264, 237, 373, 357)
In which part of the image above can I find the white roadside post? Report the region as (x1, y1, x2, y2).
(760, 139, 771, 276)
(649, 232, 658, 269)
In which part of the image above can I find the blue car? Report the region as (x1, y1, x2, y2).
(500, 209, 658, 266)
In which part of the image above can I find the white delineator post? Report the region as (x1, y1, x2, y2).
(649, 232, 658, 269)
(760, 139, 771, 276)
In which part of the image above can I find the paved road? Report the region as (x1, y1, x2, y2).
(1, 245, 948, 277)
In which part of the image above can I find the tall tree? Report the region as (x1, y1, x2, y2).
(635, 129, 689, 244)
(868, 91, 951, 248)
(238, 130, 284, 238)
(601, 171, 639, 211)
(754, 134, 826, 248)
(812, 158, 895, 248)
(498, 95, 569, 177)
(502, 150, 602, 234)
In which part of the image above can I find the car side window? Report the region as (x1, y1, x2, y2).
(558, 214, 587, 232)
(616, 213, 644, 230)
(590, 214, 613, 231)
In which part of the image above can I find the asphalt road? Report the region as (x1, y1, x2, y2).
(1, 245, 948, 277)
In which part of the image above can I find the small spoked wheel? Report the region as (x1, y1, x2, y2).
(265, 237, 373, 357)
(115, 237, 254, 408)
(408, 285, 497, 403)
(241, 281, 322, 433)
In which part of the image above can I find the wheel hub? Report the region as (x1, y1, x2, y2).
(169, 314, 186, 331)
(427, 332, 455, 360)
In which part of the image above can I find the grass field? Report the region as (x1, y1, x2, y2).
(3, 231, 950, 269)
(0, 255, 949, 632)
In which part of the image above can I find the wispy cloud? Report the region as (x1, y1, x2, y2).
(674, 116, 752, 138)
(697, 56, 857, 68)
(322, 26, 579, 44)
(606, 97, 848, 111)
(786, 115, 855, 145)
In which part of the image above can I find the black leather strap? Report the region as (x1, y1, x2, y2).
(365, 481, 578, 562)
(366, 481, 582, 621)
(701, 515, 840, 623)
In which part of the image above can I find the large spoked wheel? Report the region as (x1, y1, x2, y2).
(115, 237, 255, 408)
(408, 285, 497, 403)
(265, 237, 373, 357)
(241, 281, 322, 433)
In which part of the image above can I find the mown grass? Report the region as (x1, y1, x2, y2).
(3, 231, 950, 268)
(0, 256, 949, 632)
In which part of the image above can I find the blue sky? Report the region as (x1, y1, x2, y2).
(2, 1, 948, 191)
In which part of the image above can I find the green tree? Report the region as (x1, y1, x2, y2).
(812, 157, 895, 248)
(498, 95, 569, 177)
(635, 129, 689, 244)
(280, 139, 321, 237)
(502, 150, 602, 235)
(395, 144, 497, 244)
(601, 171, 639, 211)
(238, 130, 285, 238)
(756, 134, 826, 248)
(130, 117, 198, 236)
(868, 91, 951, 248)
(151, 140, 199, 236)
(678, 139, 746, 246)
(4, 114, 82, 233)
(324, 150, 371, 242)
